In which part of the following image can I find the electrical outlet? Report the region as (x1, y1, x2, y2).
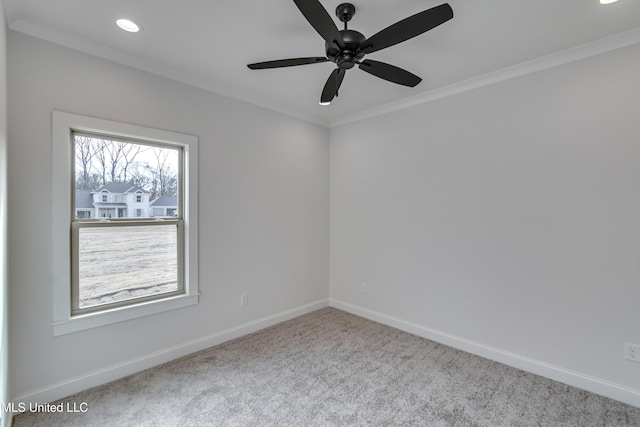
(624, 343, 640, 362)
(361, 283, 368, 294)
(240, 294, 248, 307)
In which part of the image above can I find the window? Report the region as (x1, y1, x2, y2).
(72, 133, 183, 313)
(52, 111, 198, 335)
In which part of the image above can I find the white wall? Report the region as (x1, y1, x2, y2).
(0, 1, 8, 424)
(330, 43, 640, 403)
(7, 31, 329, 401)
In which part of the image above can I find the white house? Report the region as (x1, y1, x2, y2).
(74, 190, 95, 219)
(150, 195, 178, 217)
(75, 182, 177, 218)
(74, 182, 148, 218)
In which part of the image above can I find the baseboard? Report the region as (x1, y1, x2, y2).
(11, 298, 330, 407)
(329, 298, 640, 409)
(13, 297, 639, 411)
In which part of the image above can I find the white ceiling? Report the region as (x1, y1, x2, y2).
(4, 0, 640, 126)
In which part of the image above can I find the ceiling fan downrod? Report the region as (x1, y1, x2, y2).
(336, 3, 356, 29)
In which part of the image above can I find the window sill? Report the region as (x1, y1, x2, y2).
(52, 294, 198, 336)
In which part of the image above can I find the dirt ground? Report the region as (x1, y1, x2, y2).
(77, 224, 178, 308)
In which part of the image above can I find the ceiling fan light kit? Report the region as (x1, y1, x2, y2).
(247, 0, 453, 105)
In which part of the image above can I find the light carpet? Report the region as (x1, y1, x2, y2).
(13, 307, 640, 426)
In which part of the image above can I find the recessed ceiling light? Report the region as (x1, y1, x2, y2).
(599, 0, 619, 4)
(116, 18, 141, 33)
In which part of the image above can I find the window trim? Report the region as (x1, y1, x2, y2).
(52, 111, 199, 336)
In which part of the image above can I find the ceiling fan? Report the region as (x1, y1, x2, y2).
(247, 0, 454, 105)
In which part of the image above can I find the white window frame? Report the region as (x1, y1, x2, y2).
(51, 111, 199, 336)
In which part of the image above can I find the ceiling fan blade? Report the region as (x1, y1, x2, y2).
(335, 68, 346, 93)
(320, 69, 346, 103)
(247, 57, 328, 70)
(293, 0, 344, 49)
(359, 59, 422, 87)
(359, 3, 453, 55)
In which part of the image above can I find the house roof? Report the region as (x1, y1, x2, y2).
(92, 182, 148, 194)
(75, 190, 95, 209)
(150, 195, 177, 207)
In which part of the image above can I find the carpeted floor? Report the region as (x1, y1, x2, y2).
(13, 307, 640, 426)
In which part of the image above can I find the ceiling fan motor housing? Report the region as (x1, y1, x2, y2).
(326, 29, 366, 69)
(326, 3, 365, 69)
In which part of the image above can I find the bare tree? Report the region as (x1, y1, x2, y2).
(75, 135, 97, 189)
(74, 136, 177, 197)
(129, 168, 151, 191)
(93, 140, 108, 186)
(145, 148, 177, 199)
(119, 143, 146, 183)
(104, 140, 126, 183)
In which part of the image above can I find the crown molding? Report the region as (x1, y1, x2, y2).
(9, 17, 640, 130)
(330, 27, 640, 128)
(8, 19, 330, 128)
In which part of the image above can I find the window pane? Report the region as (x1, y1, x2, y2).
(73, 134, 180, 219)
(77, 224, 179, 309)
